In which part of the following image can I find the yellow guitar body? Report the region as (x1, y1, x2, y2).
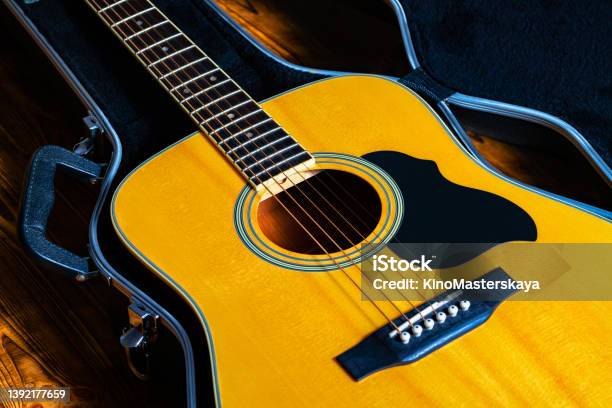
(112, 76, 611, 406)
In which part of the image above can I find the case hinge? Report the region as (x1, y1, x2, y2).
(73, 114, 102, 156)
(120, 301, 159, 380)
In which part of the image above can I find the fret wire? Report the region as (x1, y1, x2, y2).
(200, 89, 241, 108)
(227, 128, 283, 153)
(147, 45, 196, 67)
(181, 79, 231, 103)
(242, 144, 299, 170)
(169, 68, 220, 92)
(237, 135, 292, 160)
(160, 56, 208, 79)
(210, 109, 264, 132)
(135, 32, 182, 54)
(200, 78, 231, 92)
(124, 20, 169, 41)
(191, 99, 253, 125)
(220, 118, 274, 144)
(98, 0, 129, 13)
(201, 101, 256, 124)
(111, 6, 155, 27)
(180, 86, 210, 104)
(251, 152, 311, 179)
(191, 89, 244, 115)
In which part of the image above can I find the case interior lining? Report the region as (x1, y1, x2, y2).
(398, 0, 612, 167)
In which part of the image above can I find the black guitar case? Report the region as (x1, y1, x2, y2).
(4, 0, 611, 406)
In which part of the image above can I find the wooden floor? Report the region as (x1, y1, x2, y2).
(0, 1, 609, 407)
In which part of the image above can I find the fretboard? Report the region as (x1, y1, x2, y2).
(86, 0, 313, 186)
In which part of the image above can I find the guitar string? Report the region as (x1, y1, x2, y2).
(90, 0, 408, 331)
(94, 0, 422, 331)
(98, 0, 451, 332)
(107, 1, 427, 321)
(95, 0, 424, 330)
(317, 173, 433, 306)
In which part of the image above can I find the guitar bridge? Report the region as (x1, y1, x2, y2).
(336, 268, 517, 380)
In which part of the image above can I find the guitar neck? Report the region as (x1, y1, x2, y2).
(86, 0, 313, 187)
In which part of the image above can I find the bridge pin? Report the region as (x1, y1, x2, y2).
(447, 305, 458, 316)
(436, 311, 447, 322)
(399, 331, 411, 344)
(459, 300, 471, 311)
(423, 318, 435, 330)
(411, 324, 423, 337)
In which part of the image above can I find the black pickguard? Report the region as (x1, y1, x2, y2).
(363, 151, 537, 265)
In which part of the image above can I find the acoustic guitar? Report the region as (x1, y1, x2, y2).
(86, 0, 611, 406)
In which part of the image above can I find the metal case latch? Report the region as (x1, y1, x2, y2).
(120, 302, 159, 380)
(73, 115, 102, 156)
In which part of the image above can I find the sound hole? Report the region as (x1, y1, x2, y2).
(257, 170, 382, 255)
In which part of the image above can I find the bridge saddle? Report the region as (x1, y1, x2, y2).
(336, 268, 517, 381)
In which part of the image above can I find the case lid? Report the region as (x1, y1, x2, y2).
(397, 0, 612, 168)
